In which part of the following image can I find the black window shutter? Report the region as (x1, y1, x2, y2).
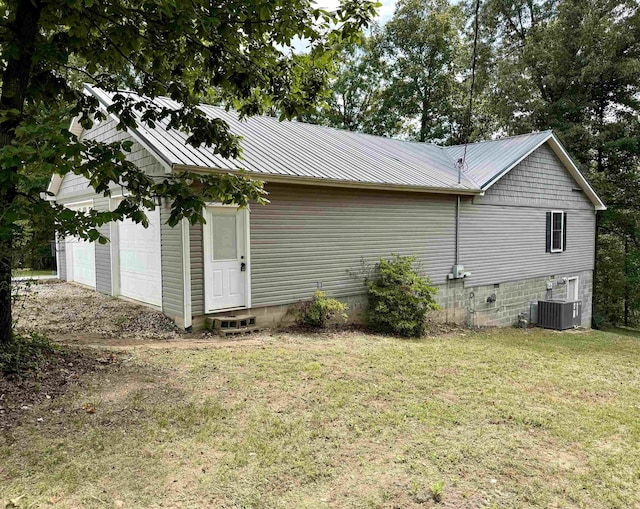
(546, 211, 551, 252)
(563, 212, 567, 251)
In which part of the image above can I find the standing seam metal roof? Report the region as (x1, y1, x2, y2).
(83, 85, 605, 210)
(443, 131, 554, 188)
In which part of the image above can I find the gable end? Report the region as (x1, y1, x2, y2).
(475, 142, 596, 210)
(481, 135, 604, 211)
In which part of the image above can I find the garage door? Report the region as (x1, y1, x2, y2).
(66, 237, 96, 288)
(118, 208, 162, 307)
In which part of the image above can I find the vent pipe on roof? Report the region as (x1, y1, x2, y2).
(455, 157, 464, 185)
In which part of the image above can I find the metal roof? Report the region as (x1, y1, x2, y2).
(444, 131, 553, 188)
(83, 85, 605, 209)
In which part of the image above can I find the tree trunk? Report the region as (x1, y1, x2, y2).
(0, 236, 13, 344)
(419, 95, 430, 143)
(624, 236, 629, 327)
(0, 0, 44, 345)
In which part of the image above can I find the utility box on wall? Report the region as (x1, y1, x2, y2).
(537, 300, 582, 330)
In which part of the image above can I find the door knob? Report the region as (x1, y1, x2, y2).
(241, 262, 246, 272)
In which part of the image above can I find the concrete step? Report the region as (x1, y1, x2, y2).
(218, 326, 262, 337)
(206, 314, 257, 331)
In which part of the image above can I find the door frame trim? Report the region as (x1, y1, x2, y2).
(567, 276, 579, 301)
(202, 204, 251, 313)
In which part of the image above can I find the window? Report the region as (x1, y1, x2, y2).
(211, 209, 237, 260)
(546, 211, 567, 253)
(551, 211, 563, 251)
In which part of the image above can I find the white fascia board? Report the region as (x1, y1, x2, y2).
(69, 116, 85, 138)
(46, 174, 63, 197)
(49, 87, 173, 200)
(47, 116, 83, 199)
(547, 133, 606, 211)
(481, 132, 606, 211)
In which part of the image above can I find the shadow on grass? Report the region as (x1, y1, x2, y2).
(599, 325, 640, 339)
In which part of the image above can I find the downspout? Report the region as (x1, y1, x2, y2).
(456, 195, 461, 324)
(592, 210, 599, 329)
(455, 195, 460, 265)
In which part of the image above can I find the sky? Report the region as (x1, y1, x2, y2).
(317, 0, 398, 24)
(291, 0, 398, 52)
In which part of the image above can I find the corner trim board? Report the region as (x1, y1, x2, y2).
(181, 218, 192, 329)
(245, 206, 252, 309)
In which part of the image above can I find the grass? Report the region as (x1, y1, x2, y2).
(1, 328, 640, 508)
(12, 269, 55, 278)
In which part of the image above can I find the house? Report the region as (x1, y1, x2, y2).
(49, 85, 606, 330)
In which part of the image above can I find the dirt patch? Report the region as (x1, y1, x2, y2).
(13, 280, 182, 341)
(0, 347, 120, 432)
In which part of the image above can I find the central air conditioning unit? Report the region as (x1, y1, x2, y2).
(537, 300, 582, 330)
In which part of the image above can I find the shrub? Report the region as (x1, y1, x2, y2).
(0, 332, 56, 377)
(366, 254, 439, 338)
(294, 289, 348, 328)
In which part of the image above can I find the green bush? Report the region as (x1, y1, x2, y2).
(367, 255, 439, 338)
(0, 332, 56, 377)
(294, 289, 348, 328)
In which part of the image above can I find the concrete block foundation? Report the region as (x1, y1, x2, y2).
(431, 270, 593, 328)
(194, 271, 592, 330)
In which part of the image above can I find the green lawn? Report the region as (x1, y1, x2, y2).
(2, 328, 640, 508)
(12, 269, 56, 278)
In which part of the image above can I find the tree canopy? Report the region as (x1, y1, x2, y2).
(308, 0, 465, 143)
(0, 0, 378, 343)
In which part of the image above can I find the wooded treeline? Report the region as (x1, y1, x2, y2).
(303, 0, 640, 328)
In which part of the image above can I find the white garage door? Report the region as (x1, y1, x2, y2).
(66, 237, 96, 288)
(118, 208, 162, 307)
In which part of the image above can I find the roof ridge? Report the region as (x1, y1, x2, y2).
(88, 85, 551, 153)
(197, 102, 452, 150)
(444, 130, 553, 149)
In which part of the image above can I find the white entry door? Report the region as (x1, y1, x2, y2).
(567, 277, 579, 302)
(203, 206, 248, 312)
(118, 208, 162, 307)
(66, 237, 96, 288)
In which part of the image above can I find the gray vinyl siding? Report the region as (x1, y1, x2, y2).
(474, 143, 594, 210)
(56, 118, 166, 203)
(160, 201, 184, 320)
(459, 205, 595, 286)
(190, 223, 204, 316)
(94, 197, 112, 294)
(57, 234, 67, 281)
(249, 184, 457, 307)
(459, 144, 596, 286)
(242, 145, 596, 308)
(57, 172, 94, 200)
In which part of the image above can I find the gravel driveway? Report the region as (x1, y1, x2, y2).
(13, 280, 181, 341)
